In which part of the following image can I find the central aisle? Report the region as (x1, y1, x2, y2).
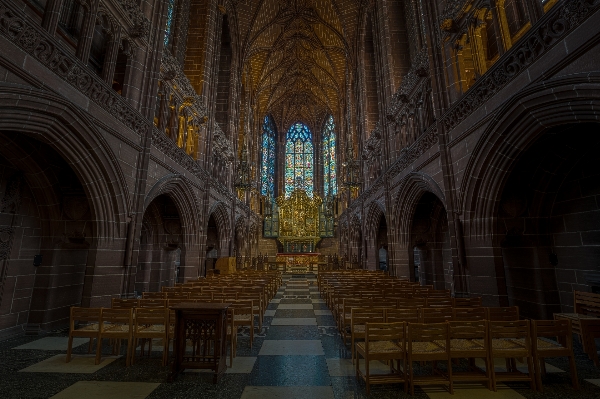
(239, 273, 340, 398)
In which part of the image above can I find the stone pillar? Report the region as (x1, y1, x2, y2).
(75, 0, 99, 63)
(42, 0, 64, 35)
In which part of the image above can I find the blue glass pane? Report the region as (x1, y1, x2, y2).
(322, 115, 337, 196)
(164, 0, 176, 47)
(260, 115, 277, 197)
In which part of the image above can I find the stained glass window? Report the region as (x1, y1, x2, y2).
(285, 123, 314, 197)
(322, 115, 337, 197)
(164, 0, 176, 48)
(260, 115, 277, 197)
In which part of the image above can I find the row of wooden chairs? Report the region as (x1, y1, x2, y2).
(355, 319, 579, 395)
(347, 306, 518, 363)
(67, 299, 257, 368)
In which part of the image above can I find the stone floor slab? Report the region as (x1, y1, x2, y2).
(258, 340, 324, 356)
(585, 379, 600, 387)
(277, 304, 314, 310)
(270, 318, 317, 326)
(264, 310, 276, 317)
(13, 337, 88, 351)
(241, 386, 334, 399)
(50, 381, 160, 399)
(314, 310, 332, 316)
(19, 354, 120, 374)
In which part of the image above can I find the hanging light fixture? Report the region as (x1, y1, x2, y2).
(342, 144, 361, 189)
(234, 142, 252, 194)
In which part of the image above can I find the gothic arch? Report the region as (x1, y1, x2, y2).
(460, 78, 600, 238)
(393, 172, 446, 246)
(207, 201, 231, 255)
(0, 89, 130, 244)
(364, 201, 385, 241)
(144, 174, 203, 248)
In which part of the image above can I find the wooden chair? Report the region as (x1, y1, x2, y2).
(532, 320, 579, 391)
(66, 307, 102, 364)
(579, 318, 600, 366)
(111, 298, 139, 309)
(426, 297, 453, 308)
(448, 320, 491, 389)
(453, 307, 486, 321)
(188, 292, 213, 301)
(99, 308, 134, 367)
(238, 289, 264, 329)
(229, 300, 254, 348)
(406, 323, 452, 395)
(420, 307, 453, 324)
(350, 307, 386, 363)
(487, 306, 519, 321)
(341, 298, 373, 344)
(454, 297, 482, 308)
(132, 307, 169, 365)
(488, 320, 535, 391)
(355, 322, 407, 395)
(386, 308, 420, 324)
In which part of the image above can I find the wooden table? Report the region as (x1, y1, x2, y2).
(169, 303, 230, 383)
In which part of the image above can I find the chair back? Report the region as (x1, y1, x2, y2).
(420, 307, 453, 323)
(101, 308, 133, 333)
(386, 308, 420, 323)
(397, 297, 425, 308)
(452, 307, 486, 321)
(138, 299, 167, 308)
(365, 321, 406, 348)
(453, 297, 482, 308)
(426, 297, 453, 308)
(489, 320, 531, 347)
(112, 298, 139, 308)
(486, 306, 519, 321)
(134, 308, 168, 330)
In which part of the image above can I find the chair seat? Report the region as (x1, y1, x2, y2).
(448, 338, 485, 350)
(138, 325, 166, 333)
(490, 338, 526, 350)
(356, 340, 403, 354)
(411, 341, 446, 354)
(76, 324, 99, 332)
(105, 324, 131, 333)
(234, 314, 252, 321)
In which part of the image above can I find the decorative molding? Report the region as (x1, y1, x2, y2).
(441, 0, 600, 132)
(0, 226, 14, 260)
(160, 51, 208, 120)
(0, 0, 148, 136)
(362, 123, 382, 166)
(114, 0, 150, 39)
(212, 124, 235, 164)
(387, 47, 429, 118)
(386, 127, 439, 180)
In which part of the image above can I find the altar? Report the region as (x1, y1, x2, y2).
(276, 253, 321, 273)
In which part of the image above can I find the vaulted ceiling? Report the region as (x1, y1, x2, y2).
(236, 0, 360, 133)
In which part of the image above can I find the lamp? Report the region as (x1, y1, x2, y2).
(342, 144, 362, 189)
(233, 142, 252, 194)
